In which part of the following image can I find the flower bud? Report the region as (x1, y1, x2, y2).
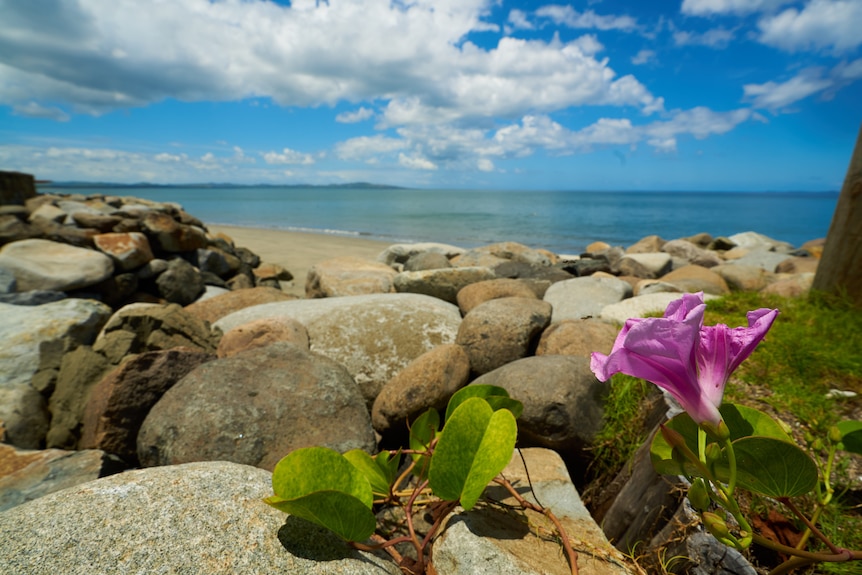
(828, 425, 843, 445)
(701, 511, 731, 540)
(688, 478, 711, 512)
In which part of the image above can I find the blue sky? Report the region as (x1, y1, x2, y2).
(1, 0, 860, 190)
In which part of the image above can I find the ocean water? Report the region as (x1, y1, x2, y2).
(64, 187, 839, 255)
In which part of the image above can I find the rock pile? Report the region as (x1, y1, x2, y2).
(1, 184, 826, 574)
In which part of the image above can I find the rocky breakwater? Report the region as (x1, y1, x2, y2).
(1, 189, 826, 573)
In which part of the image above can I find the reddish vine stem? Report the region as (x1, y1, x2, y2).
(492, 477, 580, 575)
(777, 497, 844, 556)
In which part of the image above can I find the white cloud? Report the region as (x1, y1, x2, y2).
(673, 27, 735, 48)
(477, 158, 495, 172)
(507, 9, 534, 30)
(398, 153, 437, 170)
(335, 107, 375, 123)
(758, 0, 862, 53)
(631, 49, 657, 66)
(0, 0, 658, 126)
(12, 101, 70, 121)
(262, 148, 315, 165)
(535, 5, 639, 31)
(681, 0, 794, 16)
(744, 69, 832, 109)
(335, 135, 407, 162)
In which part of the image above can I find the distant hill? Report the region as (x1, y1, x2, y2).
(38, 181, 408, 190)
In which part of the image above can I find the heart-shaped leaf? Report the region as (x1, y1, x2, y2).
(445, 385, 523, 422)
(837, 420, 862, 455)
(343, 449, 398, 497)
(409, 408, 440, 478)
(650, 403, 794, 477)
(721, 437, 818, 498)
(265, 447, 376, 541)
(429, 396, 517, 510)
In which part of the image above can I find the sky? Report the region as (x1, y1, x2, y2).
(1, 0, 861, 191)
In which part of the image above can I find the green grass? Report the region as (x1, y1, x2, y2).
(586, 290, 862, 573)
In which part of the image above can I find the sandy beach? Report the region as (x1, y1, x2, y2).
(208, 225, 392, 297)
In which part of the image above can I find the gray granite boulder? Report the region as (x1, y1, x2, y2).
(138, 342, 377, 471)
(434, 448, 635, 575)
(543, 276, 632, 323)
(471, 355, 606, 457)
(599, 293, 719, 325)
(0, 299, 112, 448)
(371, 344, 470, 435)
(0, 238, 114, 292)
(404, 251, 452, 271)
(661, 239, 722, 268)
(394, 266, 497, 304)
(727, 231, 793, 251)
(214, 294, 462, 406)
(615, 252, 672, 279)
(660, 264, 730, 295)
(0, 461, 400, 575)
(305, 256, 397, 298)
(46, 346, 112, 449)
(155, 257, 206, 305)
(377, 242, 465, 268)
(456, 297, 552, 375)
(710, 264, 772, 292)
(728, 249, 794, 273)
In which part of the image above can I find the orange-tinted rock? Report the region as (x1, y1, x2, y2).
(93, 232, 154, 271)
(184, 286, 296, 324)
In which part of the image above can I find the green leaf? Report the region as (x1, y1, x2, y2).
(343, 449, 397, 497)
(719, 403, 793, 443)
(837, 420, 862, 455)
(266, 447, 376, 541)
(722, 437, 818, 498)
(445, 384, 523, 422)
(428, 396, 518, 510)
(649, 403, 795, 477)
(409, 408, 440, 479)
(650, 412, 702, 477)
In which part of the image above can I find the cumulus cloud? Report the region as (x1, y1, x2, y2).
(261, 148, 315, 165)
(398, 153, 437, 170)
(335, 107, 375, 123)
(335, 135, 407, 162)
(0, 0, 658, 126)
(757, 0, 862, 53)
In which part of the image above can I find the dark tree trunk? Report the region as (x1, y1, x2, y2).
(812, 125, 862, 306)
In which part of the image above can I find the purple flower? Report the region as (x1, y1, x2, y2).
(590, 293, 778, 426)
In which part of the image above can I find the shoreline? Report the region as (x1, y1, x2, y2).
(208, 224, 393, 297)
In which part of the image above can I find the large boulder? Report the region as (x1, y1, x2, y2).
(659, 264, 730, 295)
(393, 266, 497, 304)
(615, 253, 672, 279)
(377, 242, 465, 268)
(0, 444, 118, 513)
(137, 342, 377, 471)
(371, 344, 471, 435)
(434, 448, 635, 575)
(45, 346, 111, 449)
(141, 211, 208, 253)
(0, 461, 401, 574)
(472, 356, 606, 458)
(455, 278, 540, 315)
(543, 276, 632, 323)
(456, 297, 552, 375)
(214, 294, 462, 406)
(92, 232, 154, 271)
(184, 286, 296, 324)
(451, 242, 557, 268)
(305, 256, 397, 298)
(93, 303, 218, 364)
(535, 318, 619, 358)
(154, 257, 205, 305)
(0, 238, 114, 292)
(0, 299, 112, 448)
(217, 317, 309, 358)
(79, 348, 216, 464)
(661, 239, 721, 268)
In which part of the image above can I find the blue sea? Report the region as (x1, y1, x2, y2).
(65, 187, 839, 255)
